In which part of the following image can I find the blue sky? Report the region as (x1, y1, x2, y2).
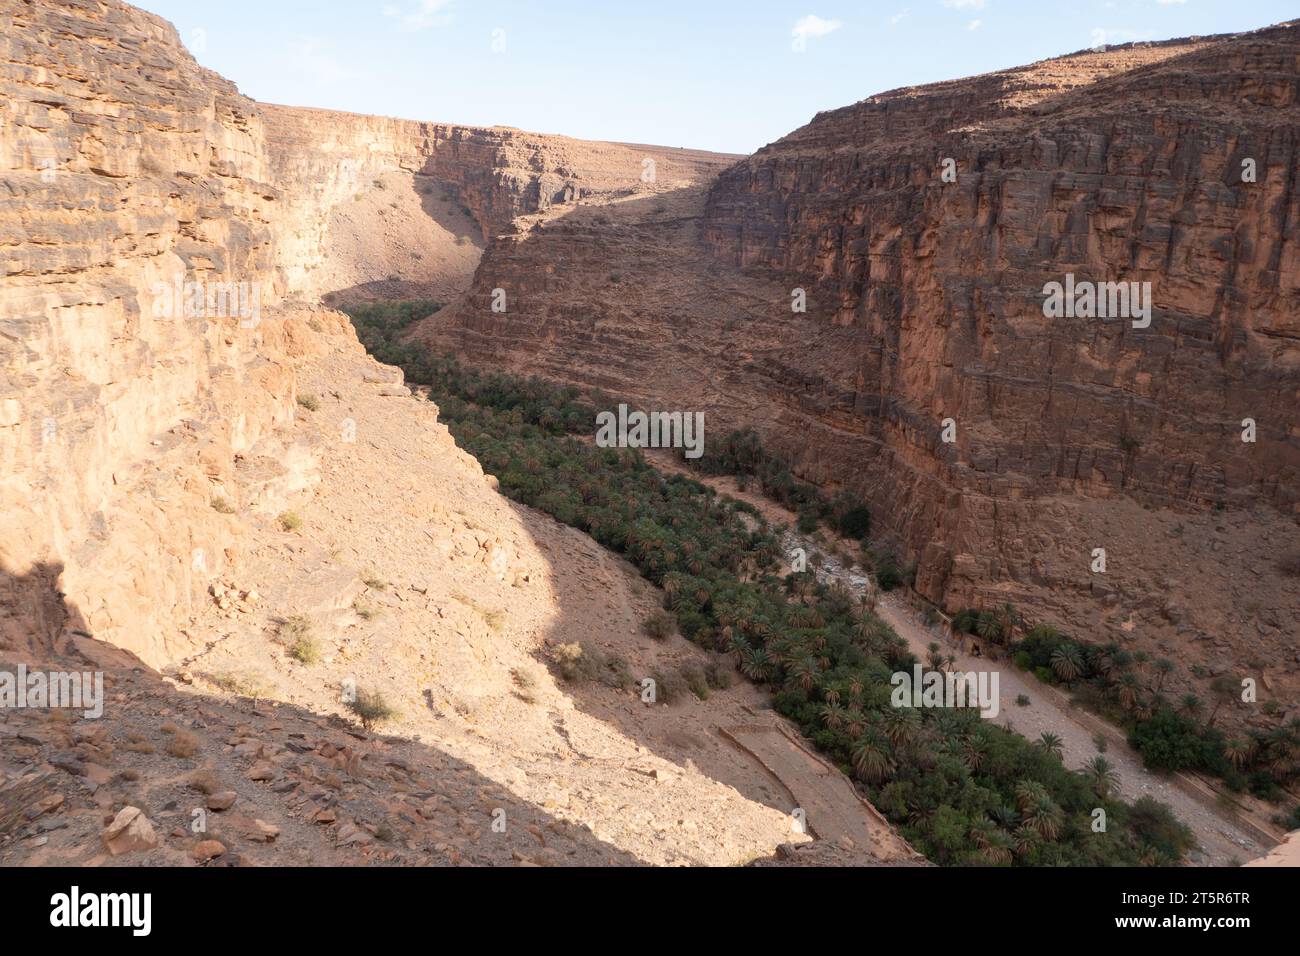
(136, 0, 1295, 154)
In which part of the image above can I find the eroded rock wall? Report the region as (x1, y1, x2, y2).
(700, 28, 1300, 604)
(421, 28, 1300, 718)
(0, 0, 299, 662)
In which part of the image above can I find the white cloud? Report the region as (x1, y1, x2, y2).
(967, 18, 982, 30)
(383, 0, 453, 32)
(891, 9, 911, 25)
(287, 37, 359, 84)
(1156, 0, 1188, 5)
(942, 0, 986, 10)
(792, 14, 844, 43)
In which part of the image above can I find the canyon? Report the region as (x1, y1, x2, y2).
(419, 25, 1300, 740)
(0, 0, 1296, 868)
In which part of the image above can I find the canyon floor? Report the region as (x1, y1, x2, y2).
(641, 448, 1281, 866)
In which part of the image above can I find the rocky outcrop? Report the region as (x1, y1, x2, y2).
(421, 27, 1300, 723)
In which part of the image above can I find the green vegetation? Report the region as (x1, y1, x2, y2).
(278, 511, 302, 532)
(347, 687, 398, 731)
(278, 614, 320, 665)
(343, 301, 1203, 866)
(981, 618, 1300, 797)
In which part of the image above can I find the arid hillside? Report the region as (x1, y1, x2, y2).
(419, 26, 1300, 737)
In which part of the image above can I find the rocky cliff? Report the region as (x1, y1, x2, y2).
(421, 27, 1300, 723)
(0, 0, 732, 664)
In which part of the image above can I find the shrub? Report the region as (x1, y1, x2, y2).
(278, 511, 302, 532)
(796, 509, 820, 534)
(186, 770, 220, 794)
(278, 615, 319, 664)
(549, 642, 630, 689)
(205, 671, 265, 699)
(289, 634, 319, 664)
(164, 731, 199, 759)
(296, 393, 320, 412)
(1130, 708, 1210, 772)
(649, 669, 687, 705)
(704, 660, 732, 690)
(1016, 694, 1031, 707)
(838, 505, 872, 540)
(347, 687, 398, 731)
(210, 496, 236, 514)
(552, 643, 586, 682)
(643, 609, 676, 641)
(1126, 796, 1196, 861)
(681, 665, 710, 700)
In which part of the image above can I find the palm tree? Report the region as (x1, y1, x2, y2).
(1025, 796, 1063, 841)
(995, 602, 1019, 643)
(980, 830, 1014, 866)
(820, 703, 848, 731)
(1208, 675, 1239, 727)
(1224, 739, 1251, 771)
(1012, 824, 1041, 858)
(739, 646, 773, 681)
(1014, 780, 1049, 814)
(1050, 643, 1084, 683)
(975, 612, 1003, 646)
(883, 708, 920, 747)
(1082, 756, 1120, 798)
(1118, 672, 1142, 712)
(1178, 693, 1203, 718)
(1036, 732, 1064, 758)
(851, 733, 895, 783)
(990, 805, 1018, 830)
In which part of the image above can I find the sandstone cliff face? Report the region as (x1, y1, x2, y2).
(0, 0, 295, 663)
(0, 0, 733, 663)
(699, 28, 1300, 629)
(421, 28, 1300, 721)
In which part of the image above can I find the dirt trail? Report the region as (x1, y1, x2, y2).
(640, 449, 1267, 866)
(721, 721, 920, 862)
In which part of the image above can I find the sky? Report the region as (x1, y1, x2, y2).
(134, 0, 1296, 155)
